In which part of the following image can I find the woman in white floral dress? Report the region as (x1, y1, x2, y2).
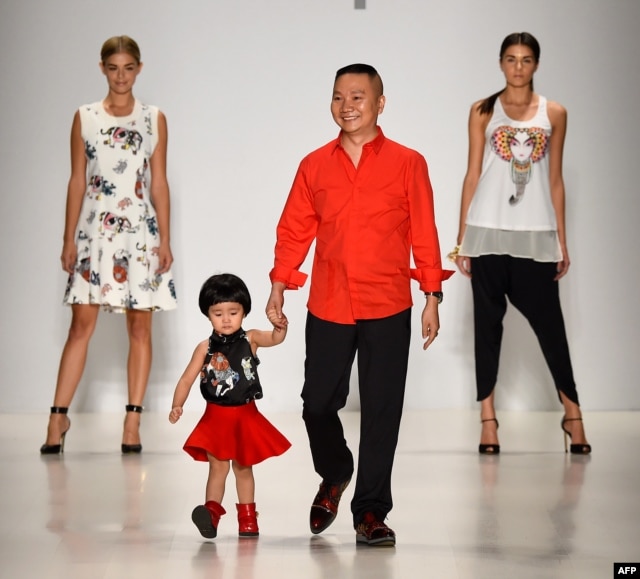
(41, 35, 177, 455)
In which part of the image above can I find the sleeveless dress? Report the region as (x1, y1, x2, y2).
(63, 100, 177, 312)
(183, 329, 291, 465)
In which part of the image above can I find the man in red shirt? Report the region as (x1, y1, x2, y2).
(266, 63, 452, 546)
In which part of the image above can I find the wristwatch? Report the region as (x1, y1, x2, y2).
(424, 291, 443, 304)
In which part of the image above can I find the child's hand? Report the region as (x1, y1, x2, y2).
(267, 306, 288, 330)
(169, 407, 183, 423)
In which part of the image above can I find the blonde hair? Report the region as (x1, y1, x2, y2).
(100, 35, 141, 64)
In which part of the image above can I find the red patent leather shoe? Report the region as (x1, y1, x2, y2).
(236, 503, 259, 537)
(192, 500, 226, 539)
(355, 512, 396, 546)
(309, 479, 350, 534)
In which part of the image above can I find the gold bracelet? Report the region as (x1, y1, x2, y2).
(447, 245, 461, 263)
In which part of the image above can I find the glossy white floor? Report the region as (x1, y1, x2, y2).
(1, 410, 638, 579)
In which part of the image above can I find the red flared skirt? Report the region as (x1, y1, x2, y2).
(183, 400, 291, 466)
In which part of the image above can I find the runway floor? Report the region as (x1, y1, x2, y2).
(1, 409, 638, 578)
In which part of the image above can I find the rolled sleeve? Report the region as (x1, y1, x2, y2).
(410, 267, 455, 293)
(269, 266, 308, 290)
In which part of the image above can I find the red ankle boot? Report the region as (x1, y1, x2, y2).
(236, 503, 259, 537)
(192, 500, 226, 539)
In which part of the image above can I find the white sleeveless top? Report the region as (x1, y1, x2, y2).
(461, 95, 562, 262)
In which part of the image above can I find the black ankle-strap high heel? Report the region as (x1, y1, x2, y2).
(561, 416, 592, 455)
(40, 407, 70, 455)
(478, 418, 500, 455)
(122, 404, 143, 454)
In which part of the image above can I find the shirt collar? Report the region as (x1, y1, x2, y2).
(332, 126, 385, 154)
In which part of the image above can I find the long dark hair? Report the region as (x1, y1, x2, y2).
(476, 32, 541, 116)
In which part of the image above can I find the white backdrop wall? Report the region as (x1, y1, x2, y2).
(1, 0, 638, 413)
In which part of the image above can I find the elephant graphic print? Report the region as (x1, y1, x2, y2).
(462, 95, 558, 236)
(490, 125, 548, 206)
(63, 100, 177, 312)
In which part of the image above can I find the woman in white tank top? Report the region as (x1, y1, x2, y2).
(451, 32, 591, 455)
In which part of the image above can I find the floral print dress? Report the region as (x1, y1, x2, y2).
(63, 100, 177, 312)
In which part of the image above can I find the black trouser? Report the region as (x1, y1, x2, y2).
(471, 255, 579, 404)
(301, 309, 411, 526)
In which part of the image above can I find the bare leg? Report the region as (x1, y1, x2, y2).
(122, 309, 153, 446)
(479, 390, 499, 447)
(44, 305, 100, 445)
(559, 391, 589, 445)
(232, 461, 256, 504)
(206, 454, 231, 503)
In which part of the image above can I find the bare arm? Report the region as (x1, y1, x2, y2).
(454, 103, 488, 278)
(60, 111, 87, 273)
(169, 340, 208, 423)
(149, 110, 174, 274)
(547, 101, 570, 280)
(247, 322, 288, 356)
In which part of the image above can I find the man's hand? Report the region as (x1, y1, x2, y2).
(421, 299, 440, 350)
(265, 282, 288, 330)
(267, 305, 288, 332)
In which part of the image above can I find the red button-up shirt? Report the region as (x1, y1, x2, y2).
(270, 128, 453, 324)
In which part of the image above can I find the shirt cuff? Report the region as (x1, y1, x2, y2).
(269, 267, 308, 290)
(410, 267, 455, 292)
